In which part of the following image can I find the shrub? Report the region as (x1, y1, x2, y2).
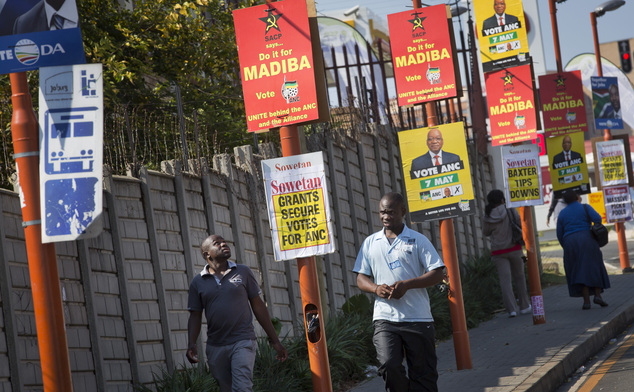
(431, 253, 503, 340)
(134, 363, 218, 392)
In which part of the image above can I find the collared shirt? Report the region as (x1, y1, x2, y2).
(45, 0, 79, 30)
(188, 262, 261, 345)
(200, 260, 238, 284)
(428, 150, 447, 166)
(354, 225, 444, 322)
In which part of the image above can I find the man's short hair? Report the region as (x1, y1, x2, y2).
(382, 192, 404, 207)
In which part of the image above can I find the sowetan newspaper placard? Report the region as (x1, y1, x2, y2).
(262, 152, 335, 261)
(501, 144, 543, 207)
(596, 139, 628, 187)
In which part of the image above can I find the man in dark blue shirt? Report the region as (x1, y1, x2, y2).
(187, 234, 287, 391)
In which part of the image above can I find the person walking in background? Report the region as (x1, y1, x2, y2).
(482, 189, 531, 318)
(556, 190, 610, 310)
(546, 197, 567, 227)
(187, 234, 287, 392)
(354, 192, 445, 391)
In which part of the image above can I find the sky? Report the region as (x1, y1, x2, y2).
(313, 0, 633, 73)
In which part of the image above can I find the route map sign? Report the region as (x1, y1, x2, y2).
(262, 152, 335, 261)
(39, 63, 103, 243)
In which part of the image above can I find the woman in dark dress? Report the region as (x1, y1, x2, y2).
(556, 190, 610, 309)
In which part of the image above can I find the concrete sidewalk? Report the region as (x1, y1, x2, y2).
(347, 273, 634, 392)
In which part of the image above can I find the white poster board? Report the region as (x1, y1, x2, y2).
(603, 185, 632, 223)
(262, 152, 335, 261)
(596, 139, 628, 187)
(502, 144, 543, 207)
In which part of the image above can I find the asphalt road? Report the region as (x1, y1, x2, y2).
(539, 229, 634, 391)
(555, 324, 634, 391)
(538, 230, 633, 273)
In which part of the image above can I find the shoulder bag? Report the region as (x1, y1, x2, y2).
(506, 208, 525, 246)
(583, 204, 608, 247)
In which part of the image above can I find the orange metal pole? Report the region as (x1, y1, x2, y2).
(10, 72, 73, 391)
(268, 0, 331, 387)
(520, 207, 545, 324)
(412, 0, 471, 370)
(440, 219, 472, 369)
(591, 12, 631, 272)
(280, 123, 332, 391)
(297, 256, 332, 392)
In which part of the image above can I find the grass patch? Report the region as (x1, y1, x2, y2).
(540, 269, 567, 287)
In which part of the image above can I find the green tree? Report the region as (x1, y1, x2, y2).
(78, 0, 256, 164)
(0, 0, 263, 185)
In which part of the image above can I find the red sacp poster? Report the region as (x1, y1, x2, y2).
(538, 70, 588, 138)
(387, 5, 460, 107)
(233, 0, 319, 132)
(485, 64, 538, 146)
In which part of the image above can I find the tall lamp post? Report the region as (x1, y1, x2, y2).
(590, 0, 632, 273)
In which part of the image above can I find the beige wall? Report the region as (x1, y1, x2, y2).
(0, 125, 493, 391)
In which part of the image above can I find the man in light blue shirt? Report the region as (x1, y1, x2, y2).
(354, 192, 445, 391)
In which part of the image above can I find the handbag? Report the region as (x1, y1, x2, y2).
(506, 208, 525, 246)
(583, 204, 608, 247)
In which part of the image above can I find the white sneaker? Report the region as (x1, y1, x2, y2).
(509, 311, 517, 317)
(520, 305, 532, 315)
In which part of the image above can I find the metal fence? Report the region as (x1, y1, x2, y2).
(0, 25, 482, 189)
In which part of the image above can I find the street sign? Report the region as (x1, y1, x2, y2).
(39, 63, 103, 243)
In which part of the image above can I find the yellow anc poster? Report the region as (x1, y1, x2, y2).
(474, 0, 530, 72)
(546, 131, 590, 198)
(398, 122, 475, 222)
